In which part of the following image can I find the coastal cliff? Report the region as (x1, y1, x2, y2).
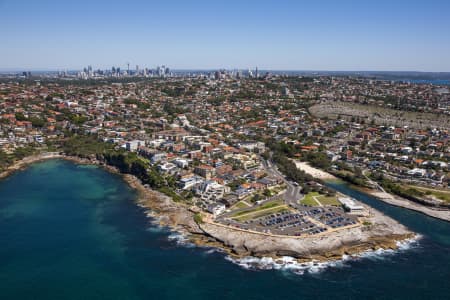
(1, 153, 415, 262)
(197, 218, 412, 260)
(127, 171, 415, 261)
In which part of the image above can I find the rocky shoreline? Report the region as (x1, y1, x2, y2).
(195, 205, 414, 261)
(0, 153, 416, 263)
(121, 162, 416, 262)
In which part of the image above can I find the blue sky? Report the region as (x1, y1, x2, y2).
(1, 0, 449, 71)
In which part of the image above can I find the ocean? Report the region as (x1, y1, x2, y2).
(0, 159, 449, 299)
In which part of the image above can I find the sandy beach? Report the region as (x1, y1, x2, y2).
(293, 161, 337, 180)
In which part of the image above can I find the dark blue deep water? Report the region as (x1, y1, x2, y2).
(0, 160, 449, 300)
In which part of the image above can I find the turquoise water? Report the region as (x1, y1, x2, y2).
(0, 160, 449, 300)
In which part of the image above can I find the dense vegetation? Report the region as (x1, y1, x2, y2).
(60, 135, 184, 201)
(61, 135, 115, 157)
(302, 152, 331, 170)
(272, 152, 314, 184)
(0, 150, 14, 171)
(332, 171, 370, 188)
(0, 146, 38, 172)
(265, 139, 336, 195)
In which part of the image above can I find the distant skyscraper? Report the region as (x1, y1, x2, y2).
(255, 67, 258, 78)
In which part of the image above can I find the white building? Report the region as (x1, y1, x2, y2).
(173, 158, 189, 169)
(151, 152, 167, 164)
(407, 168, 426, 177)
(338, 197, 366, 215)
(179, 176, 204, 190)
(237, 141, 265, 152)
(177, 115, 190, 127)
(125, 140, 144, 152)
(195, 180, 229, 203)
(208, 203, 226, 217)
(158, 162, 177, 174)
(148, 139, 166, 148)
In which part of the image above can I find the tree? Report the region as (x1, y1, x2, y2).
(251, 194, 261, 203)
(30, 117, 46, 128)
(15, 112, 27, 121)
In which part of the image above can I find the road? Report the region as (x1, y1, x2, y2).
(262, 158, 302, 206)
(218, 159, 303, 222)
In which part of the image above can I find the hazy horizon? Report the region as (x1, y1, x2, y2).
(1, 0, 450, 72)
(1, 68, 450, 74)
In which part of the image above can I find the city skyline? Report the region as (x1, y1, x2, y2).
(1, 0, 450, 71)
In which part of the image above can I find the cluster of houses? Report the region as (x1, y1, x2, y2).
(136, 131, 283, 215)
(2, 74, 450, 208)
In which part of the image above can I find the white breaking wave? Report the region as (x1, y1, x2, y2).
(354, 234, 422, 261)
(225, 234, 422, 275)
(167, 232, 195, 248)
(139, 204, 198, 249)
(145, 226, 170, 234)
(138, 201, 422, 275)
(204, 248, 224, 255)
(397, 235, 422, 250)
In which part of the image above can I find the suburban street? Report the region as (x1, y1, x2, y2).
(262, 158, 303, 206)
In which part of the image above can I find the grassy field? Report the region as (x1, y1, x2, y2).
(232, 201, 251, 210)
(409, 185, 450, 203)
(234, 206, 290, 222)
(317, 195, 341, 206)
(300, 192, 341, 206)
(231, 199, 284, 218)
(258, 199, 284, 210)
(301, 192, 321, 206)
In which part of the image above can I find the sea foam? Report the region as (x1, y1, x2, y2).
(139, 200, 422, 275)
(225, 234, 422, 275)
(167, 232, 196, 248)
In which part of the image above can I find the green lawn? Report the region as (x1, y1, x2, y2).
(430, 191, 450, 203)
(301, 192, 321, 206)
(258, 199, 284, 210)
(231, 199, 284, 217)
(233, 201, 250, 210)
(234, 206, 289, 222)
(411, 186, 450, 203)
(316, 195, 341, 206)
(300, 192, 340, 206)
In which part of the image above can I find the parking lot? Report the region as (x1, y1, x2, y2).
(257, 211, 327, 235)
(307, 207, 358, 229)
(217, 205, 359, 237)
